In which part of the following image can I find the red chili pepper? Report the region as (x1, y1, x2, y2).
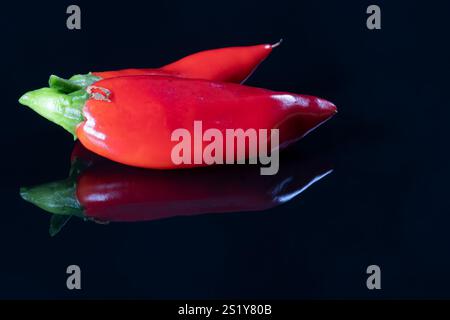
(96, 41, 280, 83)
(20, 75, 337, 169)
(50, 42, 281, 92)
(20, 142, 333, 235)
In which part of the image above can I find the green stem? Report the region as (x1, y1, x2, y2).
(68, 73, 101, 88)
(18, 87, 88, 138)
(48, 75, 83, 93)
(49, 73, 101, 93)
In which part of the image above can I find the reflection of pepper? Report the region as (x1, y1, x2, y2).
(19, 75, 337, 169)
(49, 42, 281, 92)
(20, 143, 333, 236)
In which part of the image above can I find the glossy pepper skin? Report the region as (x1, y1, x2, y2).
(96, 42, 279, 83)
(51, 42, 280, 92)
(20, 75, 337, 169)
(19, 142, 333, 235)
(77, 76, 337, 169)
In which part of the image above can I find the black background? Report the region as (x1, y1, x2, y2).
(1, 0, 449, 298)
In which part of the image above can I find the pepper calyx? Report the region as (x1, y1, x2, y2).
(19, 86, 88, 138)
(48, 73, 101, 93)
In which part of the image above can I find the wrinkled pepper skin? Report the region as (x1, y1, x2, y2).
(93, 43, 278, 83)
(77, 75, 337, 169)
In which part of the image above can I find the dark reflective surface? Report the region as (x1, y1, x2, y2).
(2, 0, 450, 298)
(20, 143, 333, 235)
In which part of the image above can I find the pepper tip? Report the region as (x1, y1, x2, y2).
(271, 39, 283, 49)
(18, 93, 30, 107)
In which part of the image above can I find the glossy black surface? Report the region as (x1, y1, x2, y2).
(1, 0, 449, 298)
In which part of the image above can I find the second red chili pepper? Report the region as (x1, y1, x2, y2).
(49, 42, 280, 92)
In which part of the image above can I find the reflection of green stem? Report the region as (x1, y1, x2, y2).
(20, 178, 82, 217)
(20, 158, 89, 236)
(49, 215, 72, 237)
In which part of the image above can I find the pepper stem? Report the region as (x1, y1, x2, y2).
(48, 73, 101, 93)
(18, 87, 88, 138)
(48, 75, 83, 93)
(68, 73, 101, 88)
